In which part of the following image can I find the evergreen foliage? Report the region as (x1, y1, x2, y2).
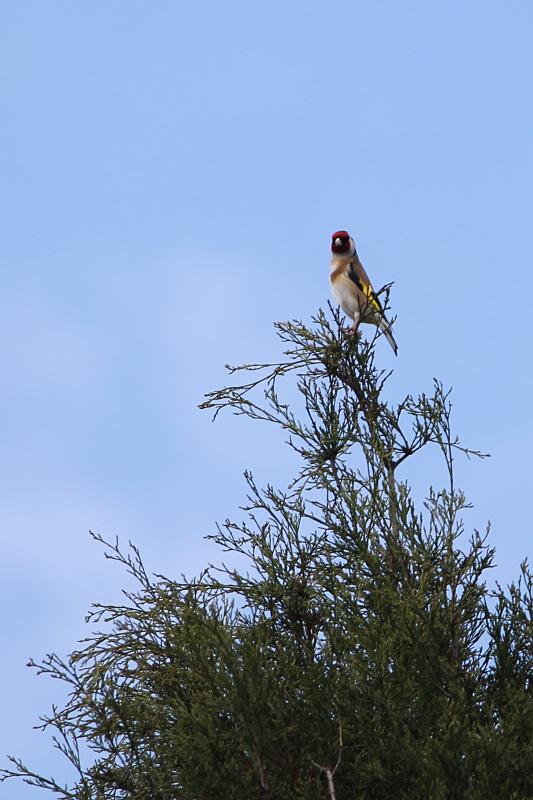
(3, 309, 532, 799)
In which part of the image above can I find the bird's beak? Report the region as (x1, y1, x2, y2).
(334, 237, 342, 247)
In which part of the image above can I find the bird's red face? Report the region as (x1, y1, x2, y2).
(331, 230, 351, 254)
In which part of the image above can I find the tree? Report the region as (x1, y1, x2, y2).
(2, 308, 533, 799)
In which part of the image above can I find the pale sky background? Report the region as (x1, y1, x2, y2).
(1, 2, 532, 796)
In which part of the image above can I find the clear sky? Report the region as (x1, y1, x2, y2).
(1, 2, 532, 795)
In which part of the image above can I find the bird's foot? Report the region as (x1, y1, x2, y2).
(345, 324, 361, 339)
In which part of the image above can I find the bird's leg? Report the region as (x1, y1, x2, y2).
(346, 318, 361, 338)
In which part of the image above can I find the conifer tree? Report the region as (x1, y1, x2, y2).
(3, 308, 532, 799)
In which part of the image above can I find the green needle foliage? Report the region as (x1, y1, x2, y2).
(3, 308, 533, 799)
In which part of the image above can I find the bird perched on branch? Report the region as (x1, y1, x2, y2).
(330, 230, 398, 355)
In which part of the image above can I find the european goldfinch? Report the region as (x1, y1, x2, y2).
(330, 230, 398, 355)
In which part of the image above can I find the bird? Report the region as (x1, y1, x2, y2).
(330, 230, 398, 355)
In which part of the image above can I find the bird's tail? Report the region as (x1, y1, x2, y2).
(379, 317, 398, 356)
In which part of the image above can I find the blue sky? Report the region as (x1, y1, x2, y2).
(1, 1, 532, 794)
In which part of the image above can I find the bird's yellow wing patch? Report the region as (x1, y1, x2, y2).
(347, 264, 384, 314)
(361, 281, 384, 313)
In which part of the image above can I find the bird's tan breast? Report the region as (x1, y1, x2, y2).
(330, 263, 347, 284)
(330, 271, 360, 319)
